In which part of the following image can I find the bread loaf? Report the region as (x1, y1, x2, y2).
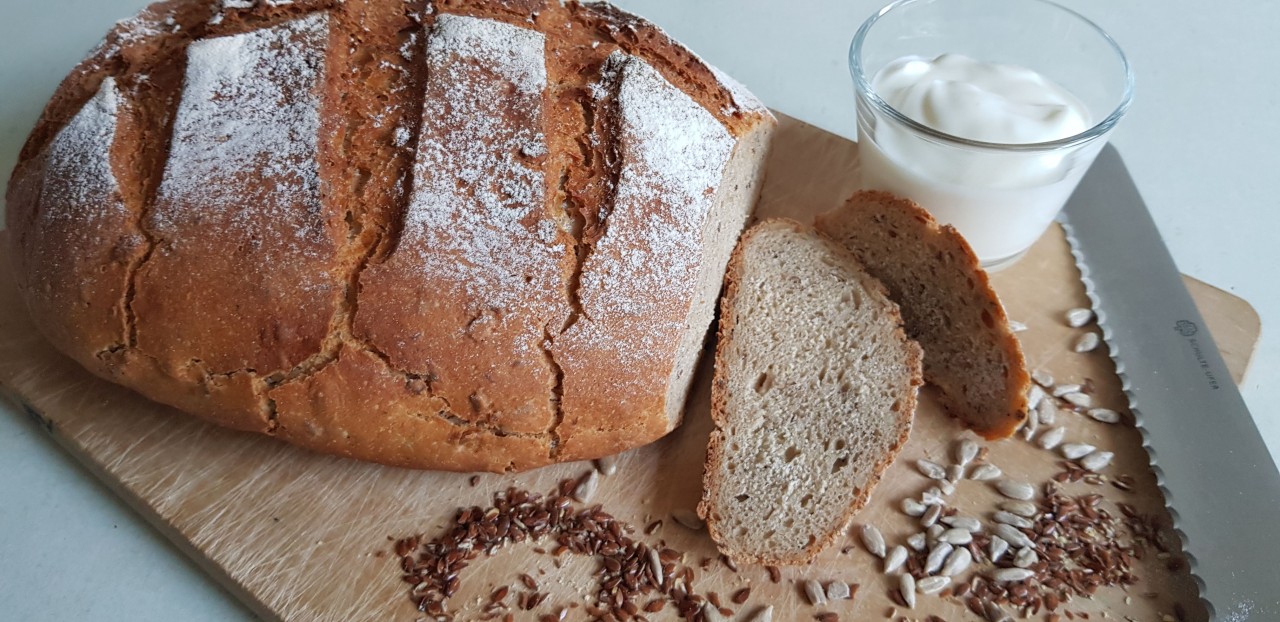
(816, 191, 1030, 439)
(699, 219, 923, 565)
(5, 0, 774, 472)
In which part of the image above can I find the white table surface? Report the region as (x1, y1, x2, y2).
(1, 1, 1276, 619)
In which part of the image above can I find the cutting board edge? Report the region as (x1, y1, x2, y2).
(0, 383, 282, 622)
(1182, 274, 1262, 382)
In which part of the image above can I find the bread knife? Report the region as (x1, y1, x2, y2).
(1058, 144, 1280, 620)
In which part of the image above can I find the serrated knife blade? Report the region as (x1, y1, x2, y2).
(1058, 144, 1280, 620)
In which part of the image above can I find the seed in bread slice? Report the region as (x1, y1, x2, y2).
(815, 190, 1031, 439)
(699, 218, 923, 566)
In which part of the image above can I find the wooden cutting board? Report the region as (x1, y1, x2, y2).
(0, 113, 1260, 622)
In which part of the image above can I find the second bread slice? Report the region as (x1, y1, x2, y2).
(699, 218, 923, 565)
(816, 191, 1030, 439)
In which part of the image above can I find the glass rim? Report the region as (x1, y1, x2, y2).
(848, 0, 1134, 153)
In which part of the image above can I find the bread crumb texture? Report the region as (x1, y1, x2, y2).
(816, 190, 1031, 439)
(700, 219, 923, 565)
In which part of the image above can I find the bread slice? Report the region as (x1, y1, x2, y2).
(815, 190, 1031, 439)
(699, 218, 923, 566)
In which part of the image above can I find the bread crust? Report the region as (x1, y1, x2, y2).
(699, 218, 923, 565)
(5, 0, 774, 472)
(816, 190, 1031, 440)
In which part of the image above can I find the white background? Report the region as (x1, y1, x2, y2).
(1, 0, 1276, 619)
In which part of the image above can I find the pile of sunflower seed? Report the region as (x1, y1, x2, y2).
(1016, 308, 1123, 473)
(850, 309, 1182, 619)
(1025, 377, 1117, 474)
(859, 436, 1157, 620)
(860, 439, 1015, 610)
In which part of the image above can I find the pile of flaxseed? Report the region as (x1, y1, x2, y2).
(394, 472, 784, 621)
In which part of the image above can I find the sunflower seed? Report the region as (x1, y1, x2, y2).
(917, 575, 951, 594)
(901, 497, 927, 517)
(592, 454, 619, 476)
(1031, 369, 1054, 387)
(938, 479, 956, 495)
(1088, 408, 1121, 424)
(916, 459, 947, 480)
(672, 509, 704, 530)
(968, 464, 1002, 481)
(941, 515, 982, 533)
(989, 536, 1010, 562)
(906, 532, 928, 552)
(1061, 443, 1096, 460)
(939, 528, 973, 545)
(993, 523, 1034, 549)
(925, 542, 954, 574)
(648, 548, 664, 587)
(920, 504, 942, 528)
(941, 546, 973, 577)
(1009, 320, 1028, 333)
(1063, 391, 1093, 408)
(921, 487, 947, 506)
(926, 524, 944, 541)
(984, 600, 1014, 622)
(1052, 384, 1082, 397)
(1074, 332, 1100, 352)
(955, 439, 980, 466)
(1066, 307, 1094, 327)
(992, 567, 1035, 583)
(1000, 500, 1038, 518)
(747, 606, 774, 622)
(1080, 451, 1115, 472)
(947, 464, 965, 482)
(900, 574, 917, 608)
(1027, 383, 1045, 409)
(1037, 426, 1066, 450)
(826, 581, 851, 600)
(803, 578, 827, 605)
(1036, 398, 1057, 425)
(572, 470, 599, 502)
(993, 511, 1035, 529)
(995, 480, 1035, 500)
(1014, 547, 1039, 568)
(860, 524, 886, 558)
(1021, 411, 1039, 440)
(884, 545, 908, 574)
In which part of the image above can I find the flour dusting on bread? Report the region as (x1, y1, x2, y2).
(41, 78, 122, 214)
(428, 13, 546, 93)
(154, 12, 329, 244)
(574, 52, 733, 345)
(707, 64, 769, 117)
(406, 15, 558, 315)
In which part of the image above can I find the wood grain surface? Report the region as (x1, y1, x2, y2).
(0, 113, 1260, 621)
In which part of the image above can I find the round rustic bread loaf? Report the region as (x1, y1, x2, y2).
(5, 0, 774, 472)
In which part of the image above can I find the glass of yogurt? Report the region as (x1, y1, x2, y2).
(850, 0, 1133, 269)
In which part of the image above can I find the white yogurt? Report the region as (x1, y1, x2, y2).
(860, 53, 1101, 266)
